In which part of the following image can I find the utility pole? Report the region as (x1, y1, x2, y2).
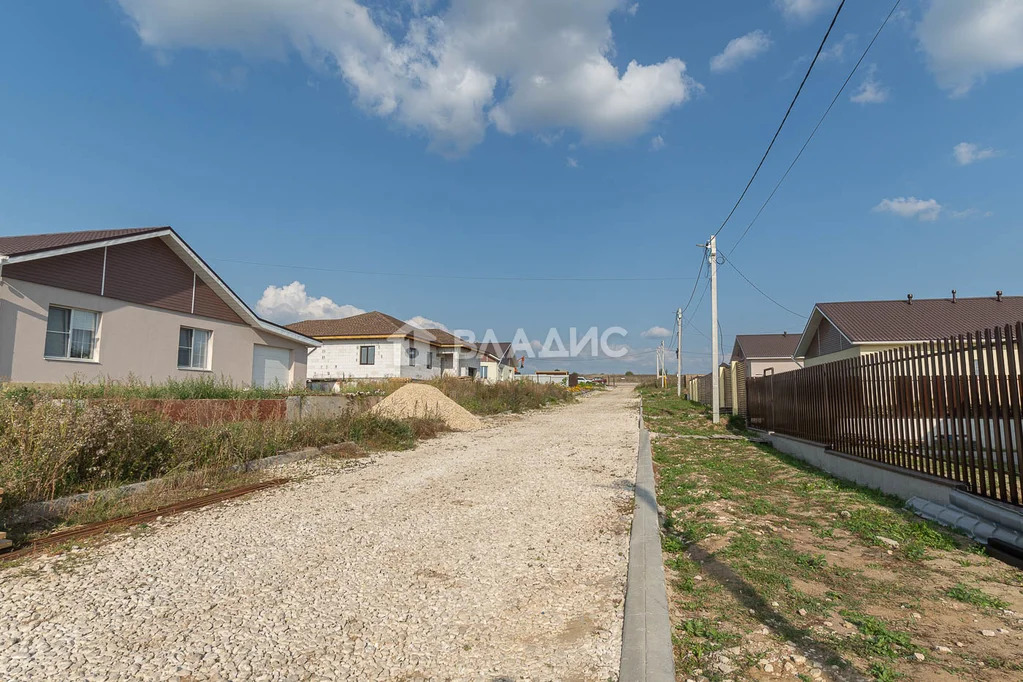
(709, 235, 720, 424)
(676, 307, 682, 398)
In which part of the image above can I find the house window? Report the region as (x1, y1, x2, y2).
(178, 327, 211, 370)
(45, 306, 99, 360)
(408, 346, 418, 366)
(360, 346, 375, 365)
(427, 351, 433, 369)
(480, 365, 488, 379)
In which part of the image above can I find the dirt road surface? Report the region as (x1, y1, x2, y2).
(0, 387, 638, 681)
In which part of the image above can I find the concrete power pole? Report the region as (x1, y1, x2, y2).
(676, 307, 682, 398)
(709, 235, 720, 424)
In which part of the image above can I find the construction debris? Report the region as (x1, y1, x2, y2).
(373, 383, 484, 432)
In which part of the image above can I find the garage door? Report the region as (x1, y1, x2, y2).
(252, 346, 292, 388)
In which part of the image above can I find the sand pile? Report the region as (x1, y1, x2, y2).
(372, 383, 485, 432)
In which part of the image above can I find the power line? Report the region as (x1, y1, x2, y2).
(680, 252, 707, 315)
(726, 0, 903, 256)
(724, 257, 808, 319)
(713, 0, 846, 239)
(211, 257, 697, 283)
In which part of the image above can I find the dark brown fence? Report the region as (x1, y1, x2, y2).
(747, 323, 1023, 506)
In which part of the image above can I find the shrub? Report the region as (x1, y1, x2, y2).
(0, 393, 435, 508)
(426, 377, 572, 415)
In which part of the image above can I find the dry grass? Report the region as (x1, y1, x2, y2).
(427, 377, 572, 415)
(0, 393, 443, 510)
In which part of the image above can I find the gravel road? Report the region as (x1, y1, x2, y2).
(1, 387, 639, 681)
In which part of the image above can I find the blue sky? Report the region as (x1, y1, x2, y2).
(1, 0, 1021, 373)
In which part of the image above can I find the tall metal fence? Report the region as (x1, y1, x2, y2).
(747, 323, 1023, 506)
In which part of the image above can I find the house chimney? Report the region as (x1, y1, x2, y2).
(907, 293, 913, 304)
(951, 289, 957, 303)
(997, 290, 1003, 302)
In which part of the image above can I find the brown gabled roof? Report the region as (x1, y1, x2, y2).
(425, 328, 476, 350)
(0, 227, 168, 257)
(732, 333, 801, 361)
(478, 341, 514, 363)
(816, 296, 1023, 343)
(286, 311, 412, 339)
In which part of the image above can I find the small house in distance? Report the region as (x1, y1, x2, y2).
(477, 341, 517, 383)
(288, 312, 481, 381)
(793, 293, 1023, 367)
(0, 227, 317, 387)
(728, 332, 803, 416)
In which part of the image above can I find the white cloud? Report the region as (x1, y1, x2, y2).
(641, 326, 671, 338)
(774, 0, 836, 22)
(953, 142, 1001, 165)
(566, 156, 579, 168)
(820, 33, 856, 61)
(710, 30, 771, 73)
(650, 134, 665, 151)
(850, 65, 889, 104)
(873, 197, 943, 222)
(405, 315, 449, 331)
(917, 0, 1023, 97)
(117, 0, 697, 155)
(627, 3, 639, 16)
(256, 281, 365, 323)
(950, 207, 993, 219)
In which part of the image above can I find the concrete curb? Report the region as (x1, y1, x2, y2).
(620, 420, 675, 682)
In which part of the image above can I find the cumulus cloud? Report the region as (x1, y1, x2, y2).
(850, 65, 889, 104)
(953, 142, 1001, 165)
(650, 134, 665, 151)
(116, 0, 697, 155)
(775, 0, 837, 22)
(256, 281, 365, 323)
(710, 30, 771, 73)
(917, 0, 1023, 97)
(405, 315, 449, 331)
(627, 3, 639, 16)
(566, 156, 580, 168)
(873, 197, 943, 222)
(641, 326, 672, 338)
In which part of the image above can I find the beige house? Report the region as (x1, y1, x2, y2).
(794, 294, 1023, 367)
(0, 227, 317, 387)
(728, 333, 803, 415)
(477, 341, 517, 383)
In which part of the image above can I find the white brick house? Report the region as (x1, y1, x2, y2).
(287, 311, 480, 381)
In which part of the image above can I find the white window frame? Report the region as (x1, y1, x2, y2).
(480, 365, 489, 379)
(427, 351, 433, 369)
(178, 327, 212, 371)
(44, 305, 100, 362)
(408, 345, 418, 366)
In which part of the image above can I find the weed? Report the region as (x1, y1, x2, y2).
(944, 583, 1009, 610)
(841, 610, 914, 659)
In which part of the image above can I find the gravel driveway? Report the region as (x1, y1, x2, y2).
(1, 387, 639, 681)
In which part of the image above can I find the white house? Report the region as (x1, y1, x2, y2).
(287, 311, 481, 381)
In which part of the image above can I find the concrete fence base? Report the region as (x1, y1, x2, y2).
(750, 429, 962, 506)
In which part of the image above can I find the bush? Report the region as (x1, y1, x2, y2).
(426, 377, 572, 415)
(0, 393, 431, 508)
(1, 375, 313, 401)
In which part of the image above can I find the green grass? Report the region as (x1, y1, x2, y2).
(944, 582, 1010, 610)
(841, 610, 915, 659)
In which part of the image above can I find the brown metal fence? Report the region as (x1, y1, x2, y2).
(747, 323, 1023, 506)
